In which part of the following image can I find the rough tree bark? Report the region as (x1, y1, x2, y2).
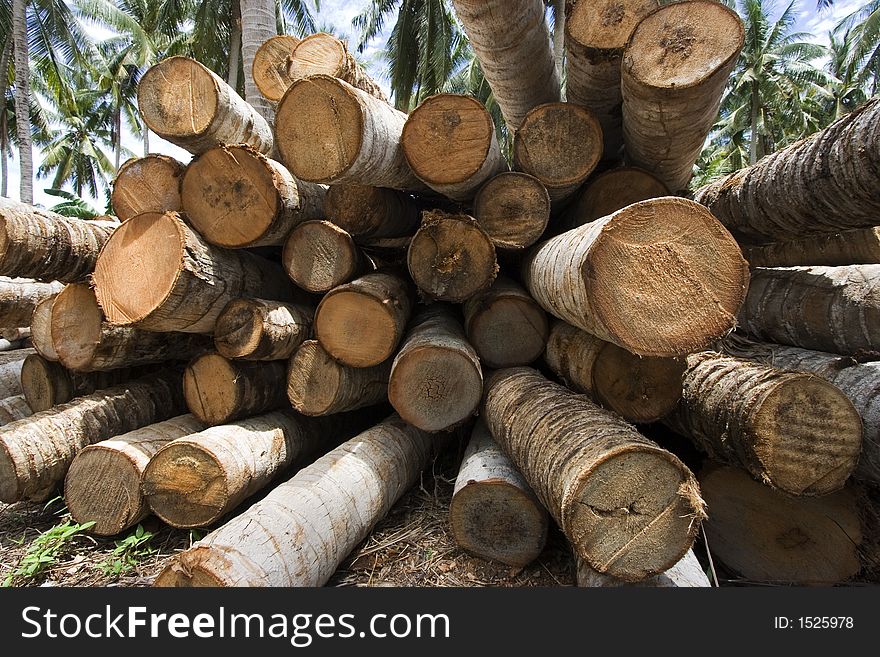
(12, 0, 33, 204)
(239, 0, 278, 123)
(0, 353, 26, 399)
(0, 279, 64, 328)
(743, 227, 880, 268)
(111, 155, 185, 222)
(0, 394, 31, 426)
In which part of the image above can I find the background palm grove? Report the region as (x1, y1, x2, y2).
(1, 0, 877, 211)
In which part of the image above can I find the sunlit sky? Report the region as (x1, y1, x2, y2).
(2, 0, 870, 209)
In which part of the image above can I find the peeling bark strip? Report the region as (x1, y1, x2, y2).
(252, 35, 301, 103)
(513, 102, 603, 203)
(565, 0, 659, 161)
(739, 265, 880, 356)
(181, 145, 326, 248)
(314, 271, 412, 368)
(287, 340, 391, 417)
(0, 369, 184, 503)
(154, 415, 433, 587)
(51, 283, 212, 372)
(282, 221, 370, 293)
(137, 56, 273, 155)
(389, 305, 483, 432)
(0, 199, 117, 283)
(562, 167, 668, 231)
(544, 319, 685, 424)
(402, 94, 506, 202)
(473, 172, 550, 251)
(183, 353, 287, 426)
(111, 155, 185, 222)
(0, 278, 63, 327)
(323, 184, 421, 241)
(19, 353, 161, 413)
(64, 414, 207, 536)
(463, 276, 549, 369)
(214, 298, 312, 361)
(743, 227, 880, 268)
(407, 210, 498, 303)
(288, 33, 388, 102)
(482, 367, 705, 582)
(93, 212, 296, 334)
(621, 1, 744, 192)
(144, 409, 374, 529)
(0, 395, 31, 426)
(667, 351, 862, 496)
(276, 75, 426, 192)
(721, 335, 880, 487)
(577, 549, 710, 587)
(699, 464, 864, 585)
(522, 197, 749, 357)
(451, 0, 561, 130)
(450, 420, 548, 568)
(693, 99, 880, 244)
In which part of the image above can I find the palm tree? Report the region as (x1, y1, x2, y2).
(836, 1, 880, 96)
(820, 26, 870, 121)
(12, 0, 33, 202)
(241, 0, 279, 121)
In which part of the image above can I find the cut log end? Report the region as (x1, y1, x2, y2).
(314, 291, 398, 368)
(253, 35, 301, 102)
(287, 33, 352, 79)
(276, 75, 364, 183)
(287, 340, 348, 416)
(465, 289, 549, 369)
(138, 56, 219, 138)
(93, 212, 185, 327)
(154, 548, 231, 587)
(282, 220, 362, 293)
(50, 283, 103, 370)
(183, 354, 239, 425)
(20, 354, 69, 412)
(30, 295, 59, 361)
(570, 447, 705, 581)
(624, 1, 744, 90)
(111, 155, 185, 222)
(213, 301, 267, 359)
(567, 0, 659, 50)
(450, 481, 548, 568)
(143, 441, 229, 528)
(473, 172, 550, 250)
(567, 167, 669, 228)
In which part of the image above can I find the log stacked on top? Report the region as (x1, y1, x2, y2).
(1, 1, 879, 589)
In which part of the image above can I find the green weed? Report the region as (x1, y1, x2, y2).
(2, 518, 95, 587)
(96, 525, 157, 577)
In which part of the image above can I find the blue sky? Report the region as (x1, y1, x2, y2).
(3, 0, 871, 209)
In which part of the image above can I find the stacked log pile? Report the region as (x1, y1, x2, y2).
(1, 0, 878, 589)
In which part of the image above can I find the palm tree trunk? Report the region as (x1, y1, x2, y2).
(143, 126, 150, 156)
(552, 0, 565, 90)
(239, 0, 276, 123)
(114, 105, 122, 172)
(12, 0, 33, 204)
(749, 81, 759, 166)
(228, 0, 242, 91)
(0, 41, 11, 198)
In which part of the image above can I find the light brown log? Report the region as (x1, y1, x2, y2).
(450, 420, 548, 567)
(0, 278, 63, 327)
(253, 35, 301, 102)
(472, 172, 550, 250)
(0, 327, 29, 341)
(544, 319, 685, 424)
(0, 347, 33, 366)
(743, 228, 880, 269)
(739, 265, 880, 356)
(388, 305, 482, 432)
(287, 340, 390, 417)
(64, 415, 207, 536)
(699, 464, 864, 584)
(621, 1, 744, 192)
(0, 339, 26, 352)
(402, 94, 506, 202)
(693, 99, 880, 244)
(19, 353, 163, 412)
(462, 276, 548, 368)
(30, 295, 58, 361)
(0, 198, 117, 282)
(111, 155, 185, 222)
(562, 167, 668, 230)
(483, 367, 705, 582)
(181, 144, 326, 248)
(287, 33, 388, 102)
(323, 184, 421, 240)
(137, 56, 273, 155)
(512, 102, 603, 203)
(0, 353, 26, 399)
(407, 210, 497, 303)
(154, 414, 432, 587)
(721, 335, 880, 487)
(565, 0, 659, 161)
(93, 211, 296, 333)
(0, 369, 184, 503)
(523, 197, 749, 357)
(143, 409, 373, 529)
(276, 75, 425, 192)
(667, 351, 862, 496)
(577, 549, 710, 587)
(183, 353, 287, 426)
(51, 283, 212, 372)
(214, 298, 312, 361)
(282, 220, 370, 293)
(0, 395, 31, 426)
(314, 271, 412, 368)
(450, 0, 561, 130)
